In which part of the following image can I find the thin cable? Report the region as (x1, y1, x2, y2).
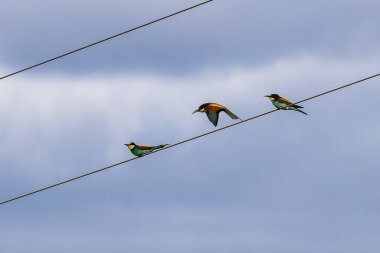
(0, 157, 140, 205)
(1, 72, 378, 205)
(0, 0, 213, 81)
(296, 73, 380, 104)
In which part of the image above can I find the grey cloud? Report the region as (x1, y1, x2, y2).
(2, 0, 380, 76)
(1, 2, 380, 252)
(1, 70, 379, 252)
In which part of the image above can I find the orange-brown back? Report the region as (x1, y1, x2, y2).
(137, 145, 153, 150)
(277, 97, 293, 105)
(199, 102, 225, 112)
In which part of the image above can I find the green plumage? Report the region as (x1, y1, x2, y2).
(130, 145, 163, 157)
(125, 143, 167, 157)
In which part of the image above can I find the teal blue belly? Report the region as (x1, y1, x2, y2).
(272, 100, 287, 109)
(132, 148, 152, 157)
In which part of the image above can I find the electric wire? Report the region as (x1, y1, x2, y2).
(0, 0, 213, 81)
(1, 72, 378, 206)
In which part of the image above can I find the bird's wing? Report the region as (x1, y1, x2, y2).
(222, 108, 240, 120)
(137, 145, 153, 150)
(278, 97, 304, 108)
(205, 109, 219, 126)
(277, 97, 293, 105)
(279, 97, 304, 108)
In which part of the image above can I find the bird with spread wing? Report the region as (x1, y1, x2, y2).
(193, 102, 241, 126)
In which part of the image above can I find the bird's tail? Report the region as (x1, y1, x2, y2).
(153, 144, 169, 150)
(294, 108, 308, 115)
(224, 108, 242, 121)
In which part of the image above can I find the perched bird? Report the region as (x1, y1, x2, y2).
(193, 102, 241, 126)
(125, 142, 168, 157)
(265, 94, 308, 115)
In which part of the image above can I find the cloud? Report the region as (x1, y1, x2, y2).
(0, 53, 377, 187)
(2, 1, 380, 252)
(1, 53, 379, 253)
(2, 0, 380, 74)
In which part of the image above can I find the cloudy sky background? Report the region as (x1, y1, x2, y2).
(1, 0, 380, 252)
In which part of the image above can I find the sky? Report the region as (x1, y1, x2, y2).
(1, 0, 380, 252)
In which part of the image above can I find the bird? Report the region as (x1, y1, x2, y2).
(265, 94, 308, 115)
(193, 102, 241, 126)
(125, 142, 168, 157)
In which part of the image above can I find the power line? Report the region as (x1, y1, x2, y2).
(0, 0, 213, 81)
(1, 72, 378, 206)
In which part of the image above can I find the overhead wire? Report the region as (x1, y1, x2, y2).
(1, 72, 379, 206)
(0, 0, 214, 81)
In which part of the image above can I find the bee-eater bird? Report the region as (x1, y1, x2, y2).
(265, 94, 308, 115)
(192, 102, 241, 127)
(125, 142, 168, 157)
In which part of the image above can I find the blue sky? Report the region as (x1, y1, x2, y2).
(1, 1, 380, 252)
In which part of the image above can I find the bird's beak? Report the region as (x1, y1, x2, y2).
(192, 110, 198, 114)
(264, 95, 270, 97)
